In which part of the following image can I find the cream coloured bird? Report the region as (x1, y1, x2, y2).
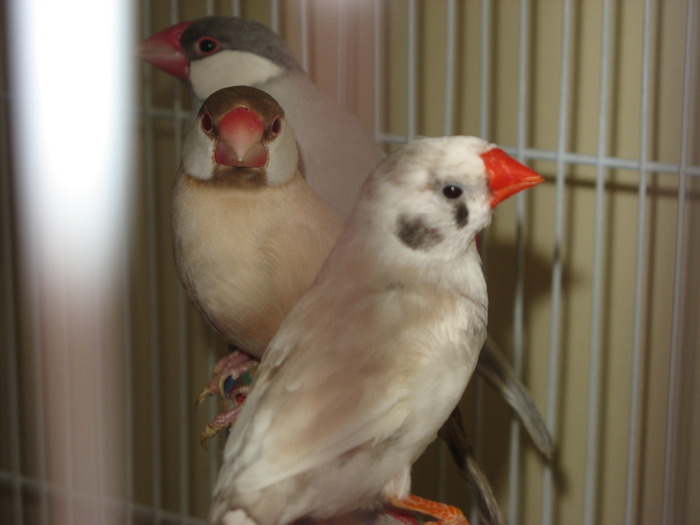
(208, 136, 544, 525)
(172, 85, 341, 357)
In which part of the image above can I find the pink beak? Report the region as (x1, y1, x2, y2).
(214, 107, 268, 168)
(138, 21, 193, 81)
(481, 148, 544, 208)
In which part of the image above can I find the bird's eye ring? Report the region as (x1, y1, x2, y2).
(201, 112, 214, 133)
(196, 37, 220, 55)
(442, 184, 463, 199)
(270, 116, 282, 136)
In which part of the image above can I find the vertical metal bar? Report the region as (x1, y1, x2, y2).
(128, 3, 152, 521)
(123, 171, 135, 525)
(479, 0, 491, 139)
(270, 0, 281, 33)
(472, 3, 492, 523)
(508, 1, 530, 522)
(436, 0, 458, 503)
(373, 0, 383, 143)
(144, 8, 163, 525)
(406, 0, 417, 141)
(442, 0, 457, 136)
(166, 4, 191, 522)
(0, 74, 25, 525)
(171, 4, 190, 519)
(231, 0, 241, 16)
(624, 1, 652, 524)
(300, 0, 310, 71)
(583, 1, 613, 523)
(336, 1, 348, 107)
(662, 1, 695, 521)
(542, 0, 572, 523)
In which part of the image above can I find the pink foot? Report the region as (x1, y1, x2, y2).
(197, 349, 260, 446)
(196, 350, 259, 406)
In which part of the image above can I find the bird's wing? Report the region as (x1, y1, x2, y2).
(219, 286, 433, 494)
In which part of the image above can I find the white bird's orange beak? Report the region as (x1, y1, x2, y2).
(481, 148, 544, 208)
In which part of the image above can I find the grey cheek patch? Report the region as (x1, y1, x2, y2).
(396, 214, 444, 251)
(454, 202, 469, 229)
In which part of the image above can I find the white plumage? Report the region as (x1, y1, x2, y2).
(208, 136, 542, 525)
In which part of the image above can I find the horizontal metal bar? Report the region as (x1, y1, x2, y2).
(376, 133, 700, 176)
(0, 471, 206, 525)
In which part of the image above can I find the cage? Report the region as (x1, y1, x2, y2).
(1, 1, 699, 524)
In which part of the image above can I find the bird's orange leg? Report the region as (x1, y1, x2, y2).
(388, 494, 469, 525)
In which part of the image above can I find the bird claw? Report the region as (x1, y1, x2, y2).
(197, 349, 260, 446)
(200, 404, 245, 448)
(388, 495, 469, 525)
(195, 350, 259, 407)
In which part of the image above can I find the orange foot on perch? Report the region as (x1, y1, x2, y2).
(388, 494, 469, 525)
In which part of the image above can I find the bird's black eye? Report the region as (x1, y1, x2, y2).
(270, 116, 282, 135)
(442, 184, 463, 199)
(201, 112, 214, 133)
(196, 37, 220, 55)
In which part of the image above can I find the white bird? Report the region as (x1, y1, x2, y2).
(208, 136, 544, 525)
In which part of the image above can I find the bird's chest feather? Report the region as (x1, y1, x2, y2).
(171, 177, 295, 349)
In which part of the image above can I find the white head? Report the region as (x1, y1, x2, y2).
(351, 136, 543, 264)
(181, 85, 299, 187)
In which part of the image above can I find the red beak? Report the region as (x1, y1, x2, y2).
(139, 21, 193, 81)
(481, 148, 544, 208)
(214, 107, 268, 168)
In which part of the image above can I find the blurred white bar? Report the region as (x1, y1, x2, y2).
(542, 1, 572, 523)
(583, 0, 613, 523)
(624, 1, 653, 523)
(662, 1, 695, 522)
(7, 0, 135, 523)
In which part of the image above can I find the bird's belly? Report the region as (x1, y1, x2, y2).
(172, 187, 288, 356)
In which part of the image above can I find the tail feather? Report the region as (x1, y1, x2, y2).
(440, 409, 505, 525)
(477, 336, 555, 459)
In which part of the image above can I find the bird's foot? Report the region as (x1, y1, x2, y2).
(196, 349, 259, 406)
(197, 349, 260, 446)
(388, 495, 468, 525)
